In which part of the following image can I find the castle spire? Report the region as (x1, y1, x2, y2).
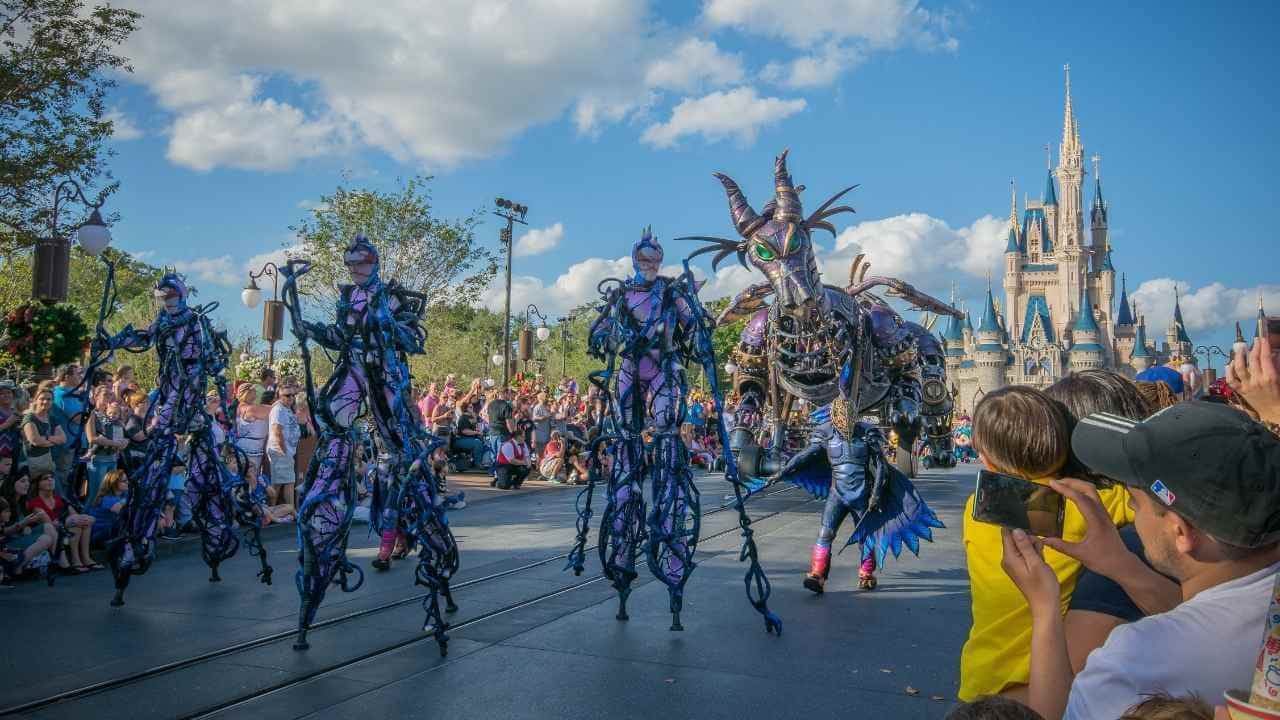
(1010, 179, 1018, 228)
(1060, 63, 1081, 167)
(1115, 273, 1133, 326)
(1257, 292, 1268, 339)
(1172, 286, 1191, 344)
(1043, 167, 1058, 206)
(1073, 285, 1099, 334)
(1132, 313, 1152, 358)
(978, 282, 1001, 335)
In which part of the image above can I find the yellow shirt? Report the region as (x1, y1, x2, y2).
(958, 479, 1134, 701)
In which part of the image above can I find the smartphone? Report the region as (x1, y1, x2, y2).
(971, 469, 1065, 538)
(1267, 316, 1280, 349)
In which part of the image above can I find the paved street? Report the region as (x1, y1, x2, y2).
(1, 463, 975, 720)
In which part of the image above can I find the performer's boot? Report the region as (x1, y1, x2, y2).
(858, 555, 878, 591)
(391, 531, 409, 560)
(804, 544, 831, 594)
(372, 529, 394, 571)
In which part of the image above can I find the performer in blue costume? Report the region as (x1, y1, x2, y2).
(566, 227, 780, 634)
(685, 150, 953, 594)
(91, 266, 272, 607)
(281, 237, 459, 655)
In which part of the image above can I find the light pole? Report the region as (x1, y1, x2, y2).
(33, 179, 112, 304)
(494, 197, 528, 386)
(1195, 344, 1227, 375)
(241, 262, 285, 365)
(557, 315, 572, 378)
(519, 304, 549, 374)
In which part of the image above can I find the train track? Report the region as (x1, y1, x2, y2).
(2, 483, 805, 719)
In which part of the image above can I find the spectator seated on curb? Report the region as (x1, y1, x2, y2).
(960, 386, 1135, 705)
(1000, 402, 1280, 720)
(88, 469, 129, 546)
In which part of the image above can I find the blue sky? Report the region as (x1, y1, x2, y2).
(95, 0, 1279, 361)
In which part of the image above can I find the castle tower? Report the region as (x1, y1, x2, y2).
(1166, 286, 1193, 358)
(1112, 276, 1136, 368)
(1004, 181, 1023, 342)
(974, 285, 1008, 394)
(1041, 166, 1058, 255)
(1130, 314, 1153, 373)
(1089, 154, 1108, 254)
(1069, 285, 1105, 371)
(1056, 64, 1085, 250)
(943, 301, 966, 387)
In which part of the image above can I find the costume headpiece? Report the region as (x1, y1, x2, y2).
(343, 234, 381, 287)
(154, 269, 189, 311)
(631, 225, 663, 282)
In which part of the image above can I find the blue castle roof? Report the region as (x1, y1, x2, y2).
(1043, 170, 1058, 206)
(1115, 275, 1134, 326)
(1020, 294, 1055, 344)
(1172, 289, 1192, 343)
(943, 306, 964, 343)
(978, 287, 1001, 334)
(1074, 287, 1100, 334)
(1005, 226, 1021, 254)
(1132, 321, 1152, 358)
(1022, 207, 1052, 254)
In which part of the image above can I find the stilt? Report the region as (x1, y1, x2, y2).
(615, 587, 631, 621)
(292, 627, 310, 651)
(670, 611, 683, 632)
(443, 585, 458, 614)
(208, 564, 221, 582)
(110, 589, 125, 607)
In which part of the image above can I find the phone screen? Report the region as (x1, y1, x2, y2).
(971, 469, 1065, 538)
(1267, 316, 1280, 349)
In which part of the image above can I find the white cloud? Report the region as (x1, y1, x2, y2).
(641, 86, 806, 149)
(173, 255, 237, 286)
(1131, 279, 1280, 337)
(243, 245, 304, 276)
(514, 223, 564, 258)
(703, 0, 957, 50)
(105, 107, 143, 141)
(645, 38, 745, 92)
(121, 1, 657, 170)
(761, 42, 863, 89)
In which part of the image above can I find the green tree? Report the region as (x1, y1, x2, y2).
(0, 0, 141, 251)
(288, 176, 498, 321)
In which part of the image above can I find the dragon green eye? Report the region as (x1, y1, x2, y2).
(755, 243, 776, 261)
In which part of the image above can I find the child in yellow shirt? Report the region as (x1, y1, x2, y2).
(959, 386, 1132, 702)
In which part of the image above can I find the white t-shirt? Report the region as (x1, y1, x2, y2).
(1065, 560, 1280, 720)
(269, 402, 300, 457)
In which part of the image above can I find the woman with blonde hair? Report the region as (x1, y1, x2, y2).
(234, 384, 270, 489)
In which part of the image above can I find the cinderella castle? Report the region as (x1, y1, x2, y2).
(944, 67, 1193, 415)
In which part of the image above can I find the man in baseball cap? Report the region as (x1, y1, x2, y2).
(998, 401, 1280, 720)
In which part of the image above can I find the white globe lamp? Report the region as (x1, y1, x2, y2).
(76, 208, 112, 257)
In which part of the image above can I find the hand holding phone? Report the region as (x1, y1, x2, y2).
(972, 469, 1065, 538)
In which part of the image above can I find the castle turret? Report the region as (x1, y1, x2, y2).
(1130, 315, 1153, 373)
(1056, 64, 1085, 249)
(1041, 168, 1058, 255)
(1115, 274, 1133, 327)
(1005, 181, 1023, 342)
(1165, 286, 1193, 357)
(974, 285, 1008, 394)
(1069, 286, 1105, 370)
(1090, 154, 1108, 253)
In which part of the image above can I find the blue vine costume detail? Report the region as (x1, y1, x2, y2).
(682, 150, 955, 594)
(281, 237, 459, 655)
(566, 227, 780, 635)
(90, 265, 272, 608)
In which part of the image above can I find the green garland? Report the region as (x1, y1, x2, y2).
(0, 303, 90, 370)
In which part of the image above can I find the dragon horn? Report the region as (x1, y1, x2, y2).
(713, 172, 765, 239)
(773, 149, 803, 225)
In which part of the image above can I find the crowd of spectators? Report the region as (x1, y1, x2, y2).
(948, 330, 1280, 720)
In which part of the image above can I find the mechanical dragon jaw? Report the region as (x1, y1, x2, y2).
(682, 150, 860, 403)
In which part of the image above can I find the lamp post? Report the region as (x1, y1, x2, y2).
(1194, 344, 1227, 375)
(241, 262, 285, 365)
(519, 304, 549, 371)
(494, 197, 529, 386)
(557, 315, 571, 378)
(33, 179, 112, 304)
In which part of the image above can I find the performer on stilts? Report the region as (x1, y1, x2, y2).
(566, 227, 780, 634)
(92, 268, 272, 607)
(282, 236, 459, 654)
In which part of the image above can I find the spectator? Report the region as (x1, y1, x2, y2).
(493, 432, 530, 490)
(1135, 380, 1179, 416)
(681, 423, 715, 468)
(120, 390, 149, 476)
(20, 388, 65, 481)
(1117, 694, 1214, 720)
(1001, 402, 1280, 720)
(266, 380, 302, 512)
(0, 471, 57, 577)
(49, 364, 83, 497)
(539, 431, 566, 482)
(294, 395, 318, 486)
(960, 386, 1134, 704)
(85, 397, 128, 502)
(259, 367, 277, 394)
(234, 384, 270, 491)
(452, 407, 487, 469)
(485, 388, 515, 473)
(945, 696, 1045, 720)
(162, 449, 192, 539)
(1227, 331, 1280, 427)
(111, 365, 135, 399)
(429, 391, 455, 436)
(0, 383, 21, 479)
(531, 392, 552, 463)
(88, 469, 128, 545)
(1044, 370, 1180, 674)
(419, 383, 440, 429)
(27, 471, 97, 572)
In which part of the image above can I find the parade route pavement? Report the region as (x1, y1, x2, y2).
(0, 463, 976, 720)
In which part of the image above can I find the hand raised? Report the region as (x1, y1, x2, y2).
(1042, 478, 1131, 578)
(1000, 527, 1060, 615)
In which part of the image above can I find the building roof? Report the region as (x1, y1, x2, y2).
(1022, 263, 1058, 273)
(1172, 288, 1192, 343)
(942, 306, 964, 343)
(965, 310, 974, 333)
(1099, 247, 1115, 271)
(1021, 207, 1051, 255)
(978, 286, 1001, 334)
(1115, 274, 1134, 326)
(1005, 225, 1021, 254)
(974, 343, 1005, 353)
(1074, 288, 1100, 334)
(1043, 170, 1058, 206)
(1070, 342, 1106, 353)
(1020, 294, 1056, 344)
(1132, 320, 1152, 357)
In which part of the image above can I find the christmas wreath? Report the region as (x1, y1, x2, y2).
(0, 303, 91, 370)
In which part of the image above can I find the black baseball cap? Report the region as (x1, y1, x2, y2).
(1072, 401, 1280, 548)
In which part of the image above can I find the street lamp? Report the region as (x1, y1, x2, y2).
(1194, 344, 1227, 375)
(242, 262, 285, 365)
(33, 180, 113, 304)
(557, 315, 572, 378)
(494, 197, 529, 386)
(519, 304, 549, 367)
